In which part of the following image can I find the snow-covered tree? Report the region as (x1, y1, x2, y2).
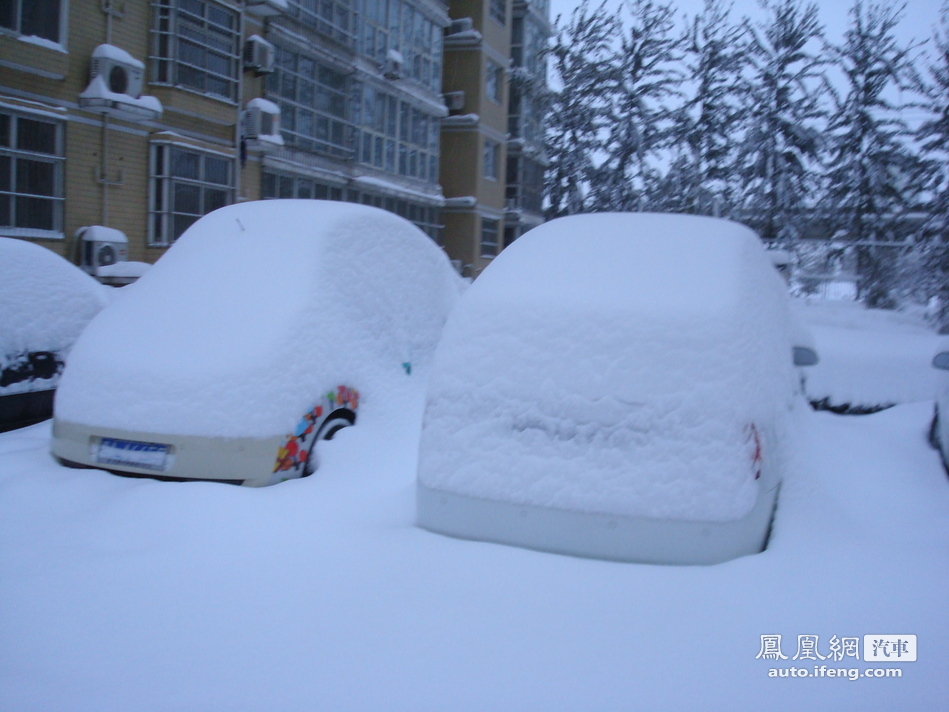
(823, 1, 924, 308)
(589, 0, 683, 211)
(737, 0, 826, 243)
(667, 0, 746, 216)
(914, 2, 949, 328)
(545, 1, 619, 218)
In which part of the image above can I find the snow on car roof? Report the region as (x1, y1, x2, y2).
(55, 201, 463, 439)
(0, 237, 110, 369)
(418, 212, 797, 523)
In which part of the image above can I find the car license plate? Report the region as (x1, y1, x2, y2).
(96, 437, 170, 472)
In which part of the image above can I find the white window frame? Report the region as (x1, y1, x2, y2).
(486, 60, 503, 104)
(269, 43, 354, 160)
(0, 109, 65, 239)
(481, 217, 499, 258)
(150, 0, 241, 103)
(0, 0, 67, 47)
(489, 0, 506, 26)
(149, 142, 234, 246)
(483, 138, 499, 180)
(288, 0, 355, 49)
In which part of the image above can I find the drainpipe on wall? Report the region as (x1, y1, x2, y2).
(235, 2, 245, 202)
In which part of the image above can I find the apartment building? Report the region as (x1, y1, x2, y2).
(438, 0, 548, 277)
(1, 0, 545, 279)
(259, 0, 449, 241)
(504, 0, 548, 245)
(0, 0, 449, 274)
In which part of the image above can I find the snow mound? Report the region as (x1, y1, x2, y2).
(418, 213, 798, 525)
(0, 238, 110, 389)
(55, 201, 464, 438)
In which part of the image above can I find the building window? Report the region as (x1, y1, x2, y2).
(287, 0, 354, 48)
(483, 139, 499, 180)
(511, 12, 546, 75)
(267, 44, 353, 159)
(486, 60, 503, 103)
(489, 0, 506, 26)
(0, 111, 64, 236)
(358, 0, 442, 93)
(261, 170, 442, 243)
(150, 144, 233, 245)
(261, 171, 344, 201)
(0, 0, 62, 43)
(151, 0, 241, 102)
(352, 84, 440, 183)
(481, 218, 499, 257)
(504, 225, 518, 247)
(505, 155, 544, 214)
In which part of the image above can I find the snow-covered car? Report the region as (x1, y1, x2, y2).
(929, 341, 949, 466)
(1, 238, 111, 432)
(416, 212, 816, 565)
(51, 201, 463, 486)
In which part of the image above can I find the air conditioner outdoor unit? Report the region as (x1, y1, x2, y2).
(444, 91, 465, 112)
(78, 44, 162, 122)
(447, 18, 474, 35)
(382, 49, 405, 79)
(383, 49, 404, 80)
(243, 35, 275, 74)
(243, 98, 284, 151)
(77, 225, 128, 276)
(90, 46, 143, 98)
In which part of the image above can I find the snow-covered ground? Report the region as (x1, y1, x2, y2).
(1, 300, 947, 710)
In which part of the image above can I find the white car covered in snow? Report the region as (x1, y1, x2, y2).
(51, 201, 462, 486)
(416, 212, 815, 565)
(1, 238, 111, 431)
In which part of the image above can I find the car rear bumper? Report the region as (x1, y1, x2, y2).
(50, 418, 287, 486)
(416, 481, 780, 566)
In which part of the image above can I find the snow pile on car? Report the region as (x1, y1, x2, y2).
(417, 213, 798, 528)
(0, 238, 111, 393)
(55, 201, 464, 438)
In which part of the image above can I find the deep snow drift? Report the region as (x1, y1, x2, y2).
(0, 295, 946, 710)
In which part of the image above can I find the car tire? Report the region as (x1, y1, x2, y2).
(929, 404, 940, 450)
(302, 408, 356, 477)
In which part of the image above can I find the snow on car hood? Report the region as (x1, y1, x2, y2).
(55, 201, 463, 438)
(417, 213, 798, 522)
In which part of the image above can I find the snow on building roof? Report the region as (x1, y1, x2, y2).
(55, 201, 464, 439)
(0, 238, 110, 371)
(417, 213, 797, 540)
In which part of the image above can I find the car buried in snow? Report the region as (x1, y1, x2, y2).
(50, 200, 462, 486)
(416, 212, 818, 566)
(1, 238, 111, 432)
